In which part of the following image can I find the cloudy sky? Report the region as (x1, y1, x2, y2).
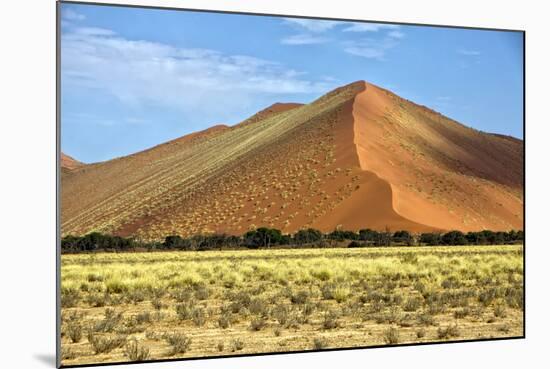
(61, 3, 524, 163)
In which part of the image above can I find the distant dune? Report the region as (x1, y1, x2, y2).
(61, 152, 84, 172)
(61, 81, 523, 240)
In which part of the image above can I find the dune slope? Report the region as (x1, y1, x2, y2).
(61, 81, 523, 240)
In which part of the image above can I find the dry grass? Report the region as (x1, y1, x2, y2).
(60, 245, 523, 365)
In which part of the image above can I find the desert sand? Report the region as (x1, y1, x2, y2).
(61, 81, 523, 240)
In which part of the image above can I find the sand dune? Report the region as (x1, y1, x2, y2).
(61, 81, 523, 240)
(61, 152, 84, 177)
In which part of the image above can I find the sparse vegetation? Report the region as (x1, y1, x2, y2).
(383, 327, 399, 344)
(312, 337, 329, 350)
(124, 339, 150, 361)
(163, 332, 192, 356)
(61, 245, 523, 365)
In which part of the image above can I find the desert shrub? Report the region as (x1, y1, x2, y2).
(290, 290, 309, 305)
(427, 301, 446, 315)
(403, 297, 423, 312)
(322, 310, 340, 329)
(175, 302, 194, 320)
(217, 341, 224, 352)
(218, 311, 232, 329)
(194, 286, 210, 300)
(135, 311, 151, 325)
(417, 313, 436, 326)
(400, 253, 418, 264)
(333, 287, 350, 303)
(478, 289, 498, 307)
(94, 308, 124, 333)
(106, 279, 128, 294)
(249, 317, 267, 331)
(272, 304, 290, 326)
(454, 307, 470, 319)
(249, 298, 269, 316)
(87, 273, 104, 283)
(441, 276, 462, 289)
(172, 288, 194, 303)
(497, 324, 510, 333)
(312, 337, 329, 350)
(61, 288, 80, 308)
(274, 327, 282, 337)
(398, 313, 416, 327)
(493, 303, 507, 318)
(87, 332, 127, 354)
(66, 320, 83, 343)
(86, 292, 110, 308)
(127, 289, 146, 304)
(163, 332, 192, 356)
(61, 347, 77, 360)
(504, 287, 523, 310)
(230, 338, 244, 352)
(416, 328, 426, 339)
(192, 307, 206, 327)
(321, 283, 335, 300)
(124, 339, 150, 361)
(383, 327, 399, 344)
(301, 302, 316, 316)
(151, 297, 166, 311)
(437, 324, 460, 339)
(228, 291, 252, 313)
(116, 317, 147, 335)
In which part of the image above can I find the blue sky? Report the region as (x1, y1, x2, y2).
(61, 3, 524, 163)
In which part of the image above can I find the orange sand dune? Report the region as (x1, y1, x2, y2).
(61, 153, 84, 178)
(61, 81, 523, 240)
(351, 82, 522, 231)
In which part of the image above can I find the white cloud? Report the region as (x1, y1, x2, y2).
(281, 34, 330, 45)
(342, 23, 399, 32)
(343, 37, 399, 61)
(62, 27, 335, 114)
(62, 8, 86, 21)
(388, 30, 405, 39)
(283, 18, 341, 32)
(457, 49, 481, 56)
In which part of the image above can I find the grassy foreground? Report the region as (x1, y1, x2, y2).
(60, 245, 524, 365)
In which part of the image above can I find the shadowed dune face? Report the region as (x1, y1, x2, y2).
(351, 83, 523, 231)
(61, 81, 523, 240)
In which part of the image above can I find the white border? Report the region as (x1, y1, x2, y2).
(1, 1, 548, 368)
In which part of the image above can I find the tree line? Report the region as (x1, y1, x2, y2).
(61, 228, 524, 253)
